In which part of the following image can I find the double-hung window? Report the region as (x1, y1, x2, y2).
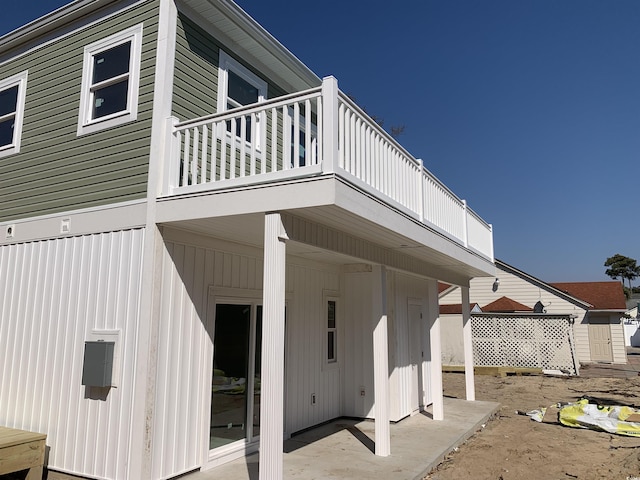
(0, 71, 28, 158)
(77, 24, 143, 136)
(326, 299, 338, 364)
(217, 50, 267, 148)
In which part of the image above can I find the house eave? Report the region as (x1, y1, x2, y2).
(177, 0, 321, 91)
(0, 0, 114, 54)
(155, 175, 494, 284)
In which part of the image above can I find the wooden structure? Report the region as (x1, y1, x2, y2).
(0, 426, 46, 479)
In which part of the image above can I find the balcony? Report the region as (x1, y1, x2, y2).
(161, 77, 493, 261)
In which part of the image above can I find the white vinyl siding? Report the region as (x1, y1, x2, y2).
(152, 228, 341, 478)
(0, 228, 144, 480)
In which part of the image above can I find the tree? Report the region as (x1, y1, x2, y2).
(604, 254, 640, 292)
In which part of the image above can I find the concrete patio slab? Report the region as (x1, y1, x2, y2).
(184, 397, 499, 480)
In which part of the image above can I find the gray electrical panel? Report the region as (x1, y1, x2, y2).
(82, 341, 115, 387)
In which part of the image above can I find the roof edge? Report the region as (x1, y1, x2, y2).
(0, 0, 113, 53)
(214, 0, 321, 86)
(495, 258, 592, 309)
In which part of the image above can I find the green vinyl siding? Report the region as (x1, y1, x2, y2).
(0, 0, 160, 223)
(173, 12, 294, 181)
(172, 12, 287, 122)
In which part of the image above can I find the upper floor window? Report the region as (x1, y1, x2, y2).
(217, 50, 267, 147)
(0, 71, 28, 158)
(77, 23, 143, 136)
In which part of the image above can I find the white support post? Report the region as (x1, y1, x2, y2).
(462, 200, 469, 248)
(427, 280, 444, 420)
(321, 76, 339, 174)
(461, 286, 476, 401)
(163, 116, 179, 195)
(372, 265, 390, 456)
(259, 212, 288, 480)
(417, 159, 424, 223)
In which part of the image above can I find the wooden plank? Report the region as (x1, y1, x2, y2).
(442, 365, 543, 377)
(0, 426, 46, 476)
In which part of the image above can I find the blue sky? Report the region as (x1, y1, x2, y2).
(3, 1, 639, 284)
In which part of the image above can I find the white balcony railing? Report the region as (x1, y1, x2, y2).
(162, 76, 493, 261)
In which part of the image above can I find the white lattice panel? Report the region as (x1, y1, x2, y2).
(471, 315, 578, 375)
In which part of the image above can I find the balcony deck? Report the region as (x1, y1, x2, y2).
(161, 77, 493, 263)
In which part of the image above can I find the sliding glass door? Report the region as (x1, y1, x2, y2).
(210, 303, 262, 451)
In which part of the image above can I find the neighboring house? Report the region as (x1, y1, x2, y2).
(0, 1, 495, 480)
(440, 259, 628, 368)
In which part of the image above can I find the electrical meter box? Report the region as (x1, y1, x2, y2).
(82, 341, 115, 387)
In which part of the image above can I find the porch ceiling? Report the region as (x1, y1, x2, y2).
(161, 200, 493, 285)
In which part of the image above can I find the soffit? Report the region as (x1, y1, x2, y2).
(163, 202, 494, 282)
(178, 0, 321, 92)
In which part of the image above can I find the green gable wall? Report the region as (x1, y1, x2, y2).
(172, 11, 286, 122)
(0, 0, 160, 223)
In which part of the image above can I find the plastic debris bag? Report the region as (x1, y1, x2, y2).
(559, 398, 640, 437)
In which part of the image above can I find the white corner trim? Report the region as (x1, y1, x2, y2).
(0, 70, 28, 158)
(77, 23, 143, 136)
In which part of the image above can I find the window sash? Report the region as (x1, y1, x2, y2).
(0, 70, 27, 156)
(77, 24, 142, 136)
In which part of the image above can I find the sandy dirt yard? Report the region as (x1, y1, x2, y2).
(425, 372, 640, 480)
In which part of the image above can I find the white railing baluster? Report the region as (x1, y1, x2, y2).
(337, 103, 344, 169)
(239, 116, 247, 177)
(182, 129, 190, 187)
(293, 102, 300, 168)
(201, 125, 208, 184)
(317, 96, 323, 166)
(220, 123, 227, 181)
(230, 118, 237, 178)
(269, 107, 276, 174)
(250, 113, 257, 176)
(283, 105, 290, 170)
(191, 127, 199, 184)
(211, 123, 217, 182)
(305, 99, 312, 166)
(167, 84, 493, 260)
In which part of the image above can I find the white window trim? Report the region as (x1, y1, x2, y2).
(77, 23, 143, 136)
(217, 50, 267, 149)
(323, 291, 341, 370)
(0, 70, 28, 159)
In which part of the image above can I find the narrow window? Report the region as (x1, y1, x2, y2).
(0, 71, 28, 158)
(78, 24, 143, 136)
(327, 300, 337, 363)
(217, 50, 267, 147)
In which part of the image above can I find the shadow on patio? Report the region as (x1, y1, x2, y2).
(184, 397, 499, 480)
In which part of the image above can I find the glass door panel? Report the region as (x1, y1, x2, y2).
(252, 306, 262, 439)
(210, 304, 250, 449)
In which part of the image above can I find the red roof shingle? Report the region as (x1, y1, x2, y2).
(439, 303, 479, 315)
(482, 296, 532, 313)
(549, 281, 627, 310)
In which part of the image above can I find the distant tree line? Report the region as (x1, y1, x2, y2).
(604, 254, 640, 298)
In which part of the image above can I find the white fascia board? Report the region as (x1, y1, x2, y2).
(178, 0, 320, 91)
(155, 176, 337, 223)
(215, 0, 320, 84)
(0, 0, 111, 51)
(332, 178, 495, 278)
